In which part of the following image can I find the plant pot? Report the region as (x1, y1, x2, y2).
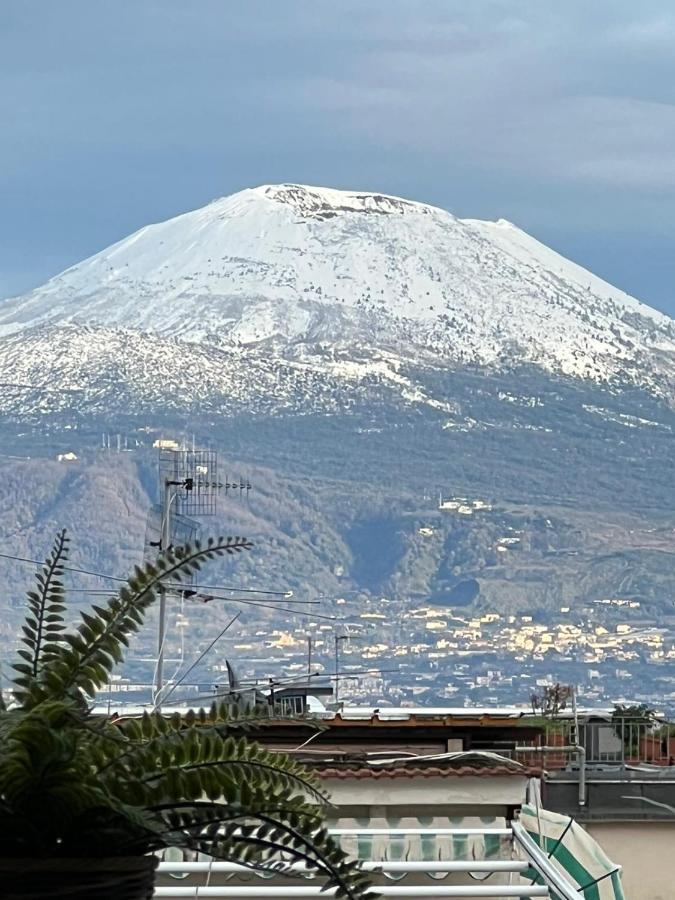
(0, 856, 158, 900)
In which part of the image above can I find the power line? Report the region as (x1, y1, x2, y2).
(135, 684, 241, 709)
(188, 592, 318, 606)
(0, 546, 335, 623)
(119, 660, 400, 711)
(329, 666, 402, 678)
(284, 665, 401, 680)
(175, 664, 401, 708)
(166, 581, 295, 597)
(159, 612, 242, 708)
(56, 588, 318, 604)
(0, 550, 130, 583)
(208, 596, 337, 621)
(0, 550, 293, 596)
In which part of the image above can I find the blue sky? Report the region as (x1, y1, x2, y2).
(1, 1, 674, 315)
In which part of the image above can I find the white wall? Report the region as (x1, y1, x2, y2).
(323, 774, 529, 809)
(585, 821, 675, 900)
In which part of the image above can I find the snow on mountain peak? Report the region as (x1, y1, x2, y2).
(0, 183, 673, 397)
(255, 183, 436, 220)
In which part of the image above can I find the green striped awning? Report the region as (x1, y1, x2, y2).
(520, 804, 625, 900)
(333, 816, 512, 862)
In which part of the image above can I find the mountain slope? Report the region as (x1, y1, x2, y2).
(0, 323, 463, 423)
(2, 184, 674, 399)
(2, 186, 675, 710)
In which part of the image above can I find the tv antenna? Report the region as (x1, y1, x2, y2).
(144, 505, 199, 559)
(153, 446, 249, 710)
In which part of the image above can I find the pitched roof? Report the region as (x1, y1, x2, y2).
(302, 750, 541, 779)
(313, 764, 538, 779)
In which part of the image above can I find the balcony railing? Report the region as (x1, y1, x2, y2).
(154, 824, 588, 900)
(514, 719, 675, 768)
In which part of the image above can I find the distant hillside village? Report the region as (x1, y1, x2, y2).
(37, 434, 675, 715)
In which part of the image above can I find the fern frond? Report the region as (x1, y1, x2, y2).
(152, 805, 374, 900)
(0, 532, 372, 897)
(11, 530, 69, 701)
(99, 728, 326, 807)
(25, 537, 252, 707)
(90, 703, 306, 787)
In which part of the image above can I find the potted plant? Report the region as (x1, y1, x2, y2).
(0, 531, 372, 900)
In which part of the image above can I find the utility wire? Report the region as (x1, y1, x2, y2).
(101, 665, 403, 712)
(0, 550, 292, 596)
(328, 666, 402, 679)
(266, 665, 401, 686)
(150, 622, 170, 708)
(139, 684, 241, 709)
(0, 550, 130, 583)
(160, 612, 241, 708)
(59, 588, 317, 604)
(211, 596, 337, 621)
(160, 591, 187, 703)
(190, 592, 320, 607)
(281, 664, 401, 681)
(62, 589, 336, 622)
(166, 581, 295, 597)
(176, 665, 396, 708)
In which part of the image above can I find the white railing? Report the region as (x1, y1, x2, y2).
(328, 828, 511, 836)
(154, 824, 556, 899)
(153, 888, 549, 898)
(157, 860, 529, 875)
(158, 826, 513, 877)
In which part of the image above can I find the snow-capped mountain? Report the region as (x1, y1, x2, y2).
(1, 183, 674, 414)
(3, 185, 675, 638)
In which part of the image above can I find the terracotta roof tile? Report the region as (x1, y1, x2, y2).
(314, 765, 540, 779)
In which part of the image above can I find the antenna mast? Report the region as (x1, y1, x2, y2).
(154, 447, 223, 710)
(155, 476, 179, 709)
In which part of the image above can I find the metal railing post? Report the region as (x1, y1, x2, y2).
(577, 744, 586, 807)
